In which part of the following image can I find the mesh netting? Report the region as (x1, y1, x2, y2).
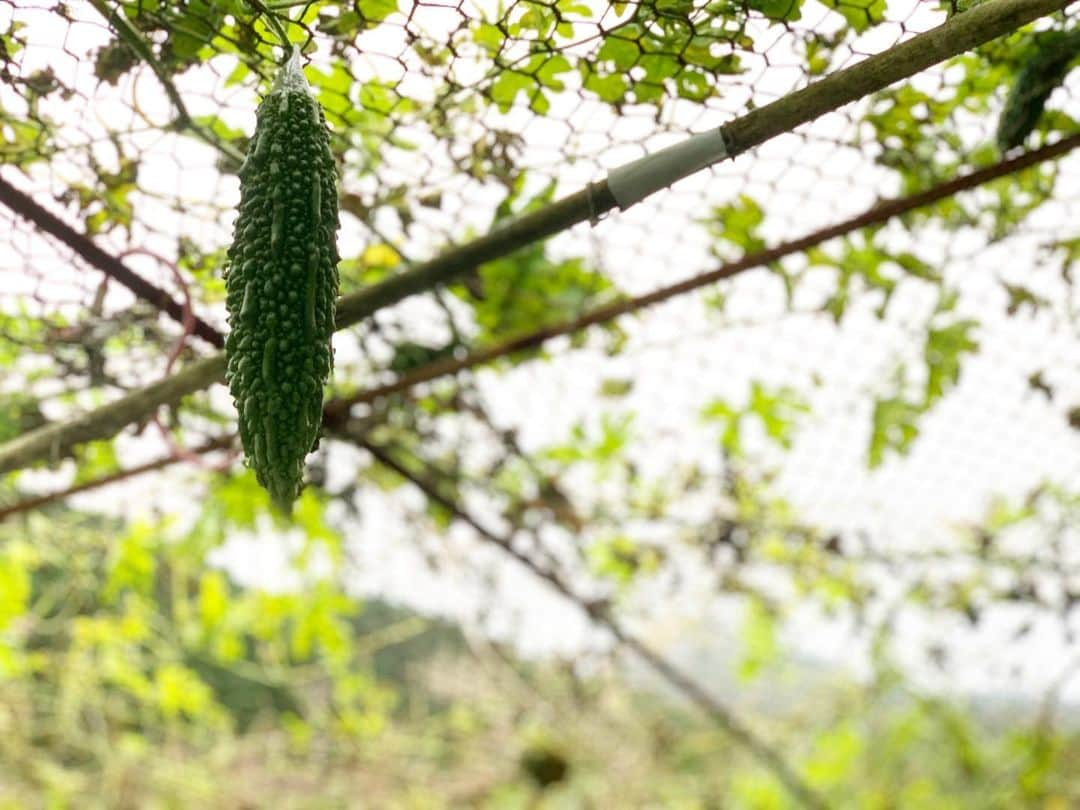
(1, 0, 1079, 706)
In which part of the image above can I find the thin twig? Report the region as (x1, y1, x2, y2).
(0, 403, 381, 522)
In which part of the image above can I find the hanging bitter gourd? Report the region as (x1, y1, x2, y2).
(224, 47, 340, 512)
(996, 28, 1080, 151)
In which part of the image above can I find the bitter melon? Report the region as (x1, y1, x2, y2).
(224, 47, 340, 512)
(997, 29, 1080, 151)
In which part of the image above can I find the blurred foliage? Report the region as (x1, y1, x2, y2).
(1, 509, 1080, 807)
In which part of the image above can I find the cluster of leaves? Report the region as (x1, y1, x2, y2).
(0, 18, 59, 169)
(864, 25, 1077, 223)
(0, 495, 445, 803)
(476, 0, 901, 115)
(450, 181, 619, 344)
(527, 372, 1080, 674)
(869, 305, 980, 467)
(700, 192, 993, 469)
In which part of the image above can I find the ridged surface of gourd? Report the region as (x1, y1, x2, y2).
(997, 29, 1080, 150)
(224, 51, 339, 511)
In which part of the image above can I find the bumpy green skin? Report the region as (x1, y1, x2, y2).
(997, 29, 1080, 151)
(224, 54, 340, 512)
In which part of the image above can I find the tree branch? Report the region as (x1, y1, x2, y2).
(0, 174, 226, 348)
(0, 354, 226, 474)
(721, 0, 1071, 156)
(0, 435, 233, 521)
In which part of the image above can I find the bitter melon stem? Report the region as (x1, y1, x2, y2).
(274, 45, 309, 94)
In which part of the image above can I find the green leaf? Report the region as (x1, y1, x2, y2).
(75, 440, 121, 485)
(869, 395, 922, 468)
(192, 113, 246, 143)
(599, 378, 633, 398)
(310, 59, 352, 99)
(294, 490, 345, 561)
(198, 571, 231, 630)
(704, 194, 766, 256)
(358, 0, 399, 24)
(542, 413, 634, 472)
(0, 550, 31, 632)
(748, 0, 803, 21)
(583, 70, 629, 103)
(588, 536, 664, 586)
(748, 383, 810, 449)
(738, 599, 778, 681)
(638, 53, 680, 83)
(490, 71, 534, 112)
(474, 22, 503, 54)
(212, 471, 269, 528)
(457, 240, 613, 342)
(534, 55, 572, 90)
(701, 398, 742, 455)
(556, 0, 592, 15)
(597, 37, 639, 71)
(530, 90, 551, 115)
(805, 723, 862, 786)
(702, 383, 808, 456)
(223, 59, 249, 87)
(924, 319, 979, 406)
(656, 0, 693, 14)
(104, 520, 158, 601)
(155, 663, 216, 720)
(820, 0, 886, 31)
(676, 69, 711, 102)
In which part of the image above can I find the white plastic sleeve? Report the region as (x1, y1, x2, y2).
(606, 128, 729, 210)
